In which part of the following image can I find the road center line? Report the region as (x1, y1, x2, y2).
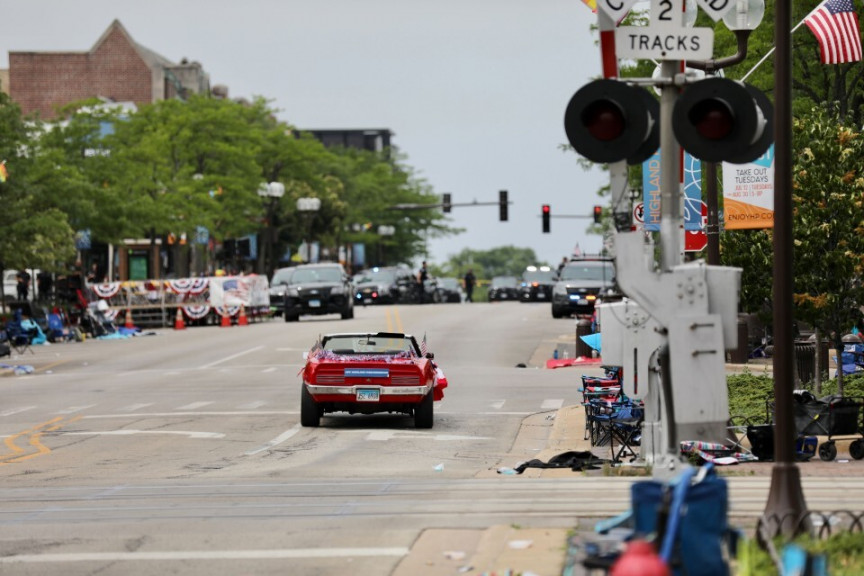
(197, 346, 264, 369)
(0, 547, 411, 563)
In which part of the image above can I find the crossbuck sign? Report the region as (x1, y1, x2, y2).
(615, 0, 714, 60)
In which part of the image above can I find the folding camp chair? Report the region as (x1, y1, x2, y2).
(4, 310, 36, 355)
(587, 398, 643, 463)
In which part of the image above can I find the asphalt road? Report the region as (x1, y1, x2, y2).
(0, 301, 597, 576)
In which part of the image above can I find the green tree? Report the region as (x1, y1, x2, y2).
(0, 92, 75, 291)
(439, 246, 545, 281)
(790, 106, 864, 394)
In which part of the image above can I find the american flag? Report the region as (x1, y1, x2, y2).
(420, 333, 428, 356)
(805, 0, 862, 64)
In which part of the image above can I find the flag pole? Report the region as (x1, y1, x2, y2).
(741, 4, 823, 81)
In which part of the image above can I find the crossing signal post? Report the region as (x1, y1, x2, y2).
(563, 79, 659, 165)
(541, 204, 550, 233)
(442, 193, 452, 213)
(499, 190, 508, 221)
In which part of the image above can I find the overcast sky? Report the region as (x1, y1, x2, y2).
(0, 0, 608, 267)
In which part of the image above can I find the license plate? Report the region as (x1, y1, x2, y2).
(364, 298, 372, 304)
(356, 389, 379, 402)
(537, 293, 546, 299)
(578, 298, 589, 305)
(309, 299, 321, 308)
(501, 294, 508, 299)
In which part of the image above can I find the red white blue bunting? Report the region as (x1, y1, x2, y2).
(92, 282, 121, 299)
(182, 305, 211, 320)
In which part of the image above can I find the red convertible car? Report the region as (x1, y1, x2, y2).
(300, 332, 448, 428)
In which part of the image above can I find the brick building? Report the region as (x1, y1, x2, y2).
(4, 19, 210, 119)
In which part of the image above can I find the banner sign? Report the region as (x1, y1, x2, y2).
(721, 146, 775, 229)
(642, 151, 702, 231)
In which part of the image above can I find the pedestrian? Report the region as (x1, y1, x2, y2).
(16, 269, 30, 301)
(464, 269, 476, 303)
(557, 256, 568, 277)
(417, 261, 429, 303)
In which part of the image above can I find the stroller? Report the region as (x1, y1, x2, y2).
(80, 299, 119, 338)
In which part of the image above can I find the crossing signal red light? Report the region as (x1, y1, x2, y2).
(593, 205, 603, 224)
(672, 78, 773, 164)
(564, 79, 659, 165)
(542, 204, 550, 233)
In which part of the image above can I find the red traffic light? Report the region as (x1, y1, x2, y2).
(542, 204, 550, 214)
(593, 205, 603, 224)
(542, 204, 550, 233)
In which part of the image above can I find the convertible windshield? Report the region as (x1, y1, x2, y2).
(291, 267, 343, 284)
(322, 334, 417, 355)
(559, 262, 615, 282)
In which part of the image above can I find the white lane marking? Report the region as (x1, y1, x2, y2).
(245, 424, 301, 455)
(541, 399, 564, 410)
(198, 346, 264, 369)
(63, 430, 224, 439)
(237, 401, 266, 410)
(56, 404, 97, 414)
(490, 400, 506, 410)
(119, 403, 154, 412)
(261, 367, 278, 374)
(366, 431, 493, 441)
(1, 406, 36, 417)
(175, 402, 213, 410)
(84, 411, 299, 419)
(0, 548, 410, 563)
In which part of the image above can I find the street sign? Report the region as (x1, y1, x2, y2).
(695, 0, 737, 22)
(616, 27, 714, 60)
(633, 202, 644, 223)
(596, 0, 640, 23)
(616, 0, 714, 61)
(685, 201, 708, 252)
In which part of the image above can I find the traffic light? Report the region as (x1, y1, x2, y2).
(542, 204, 550, 233)
(564, 79, 659, 165)
(499, 190, 508, 222)
(442, 193, 452, 213)
(672, 78, 773, 164)
(593, 205, 603, 224)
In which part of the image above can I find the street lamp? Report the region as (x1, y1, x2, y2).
(296, 197, 321, 263)
(257, 182, 285, 277)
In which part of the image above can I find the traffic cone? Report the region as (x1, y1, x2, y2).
(220, 310, 231, 327)
(174, 307, 186, 330)
(125, 308, 134, 329)
(238, 304, 248, 326)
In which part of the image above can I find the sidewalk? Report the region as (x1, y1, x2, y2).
(393, 355, 864, 576)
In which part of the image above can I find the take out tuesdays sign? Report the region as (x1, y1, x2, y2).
(721, 146, 775, 229)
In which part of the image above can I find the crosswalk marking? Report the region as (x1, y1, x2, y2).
(0, 406, 36, 417)
(175, 402, 214, 410)
(120, 403, 154, 412)
(56, 404, 97, 414)
(541, 399, 564, 410)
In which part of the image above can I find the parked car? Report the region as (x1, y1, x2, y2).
(299, 331, 448, 428)
(488, 276, 519, 301)
(433, 277, 464, 303)
(353, 266, 418, 305)
(519, 266, 557, 302)
(268, 267, 295, 316)
(283, 263, 354, 322)
(551, 258, 616, 319)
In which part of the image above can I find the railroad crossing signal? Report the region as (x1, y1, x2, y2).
(563, 79, 660, 165)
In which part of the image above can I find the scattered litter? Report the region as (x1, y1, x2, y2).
(497, 467, 518, 475)
(457, 565, 473, 573)
(45, 370, 53, 374)
(1, 363, 34, 375)
(434, 463, 444, 472)
(443, 551, 466, 560)
(837, 459, 850, 463)
(545, 413, 556, 420)
(507, 540, 533, 550)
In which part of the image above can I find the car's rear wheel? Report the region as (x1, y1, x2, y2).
(341, 303, 354, 319)
(414, 392, 434, 429)
(300, 386, 320, 427)
(552, 307, 564, 319)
